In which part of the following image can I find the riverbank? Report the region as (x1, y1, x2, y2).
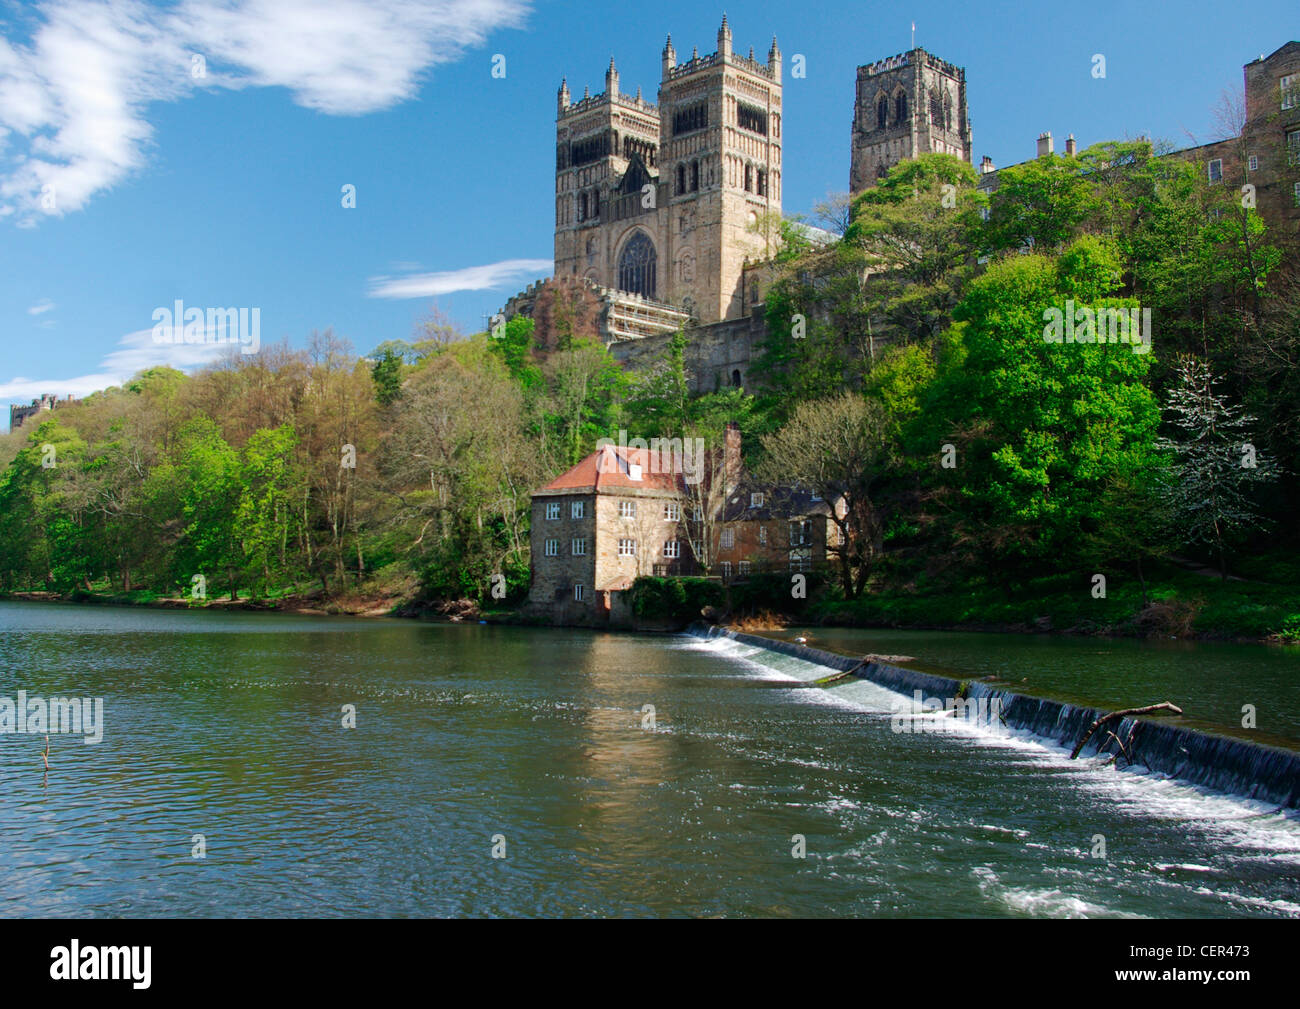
(4, 555, 1300, 644)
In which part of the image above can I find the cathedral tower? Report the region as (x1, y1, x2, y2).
(850, 48, 972, 192)
(552, 18, 782, 325)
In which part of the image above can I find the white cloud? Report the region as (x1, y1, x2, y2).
(1, 326, 247, 406)
(27, 299, 55, 314)
(0, 0, 530, 222)
(367, 258, 552, 299)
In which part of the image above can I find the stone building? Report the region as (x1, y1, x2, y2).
(849, 47, 973, 193)
(978, 43, 1300, 234)
(526, 424, 841, 623)
(8, 393, 74, 432)
(553, 15, 783, 326)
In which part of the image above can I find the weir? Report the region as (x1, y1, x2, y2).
(694, 625, 1300, 810)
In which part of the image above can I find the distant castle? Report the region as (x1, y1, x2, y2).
(503, 22, 1298, 390)
(9, 393, 76, 432)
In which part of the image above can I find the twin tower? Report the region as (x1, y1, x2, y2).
(553, 18, 972, 326)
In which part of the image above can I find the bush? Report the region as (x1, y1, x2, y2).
(728, 570, 828, 616)
(627, 576, 726, 621)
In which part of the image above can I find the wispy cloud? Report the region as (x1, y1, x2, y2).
(367, 258, 552, 299)
(27, 299, 55, 315)
(1, 326, 246, 406)
(0, 0, 530, 224)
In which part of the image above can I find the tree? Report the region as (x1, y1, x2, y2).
(755, 393, 893, 598)
(984, 152, 1095, 253)
(1157, 356, 1278, 577)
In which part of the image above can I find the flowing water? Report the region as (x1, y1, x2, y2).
(1, 601, 1297, 918)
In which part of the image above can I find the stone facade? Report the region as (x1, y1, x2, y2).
(553, 16, 783, 327)
(8, 393, 74, 432)
(849, 48, 972, 193)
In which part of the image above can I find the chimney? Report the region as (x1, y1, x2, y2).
(723, 422, 742, 492)
(980, 155, 995, 174)
(1036, 131, 1053, 157)
(1065, 133, 1076, 156)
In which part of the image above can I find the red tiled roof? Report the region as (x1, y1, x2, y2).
(539, 444, 687, 494)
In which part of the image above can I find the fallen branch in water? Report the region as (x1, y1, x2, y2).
(1070, 702, 1183, 760)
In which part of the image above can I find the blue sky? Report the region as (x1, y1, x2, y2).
(1, 0, 1294, 426)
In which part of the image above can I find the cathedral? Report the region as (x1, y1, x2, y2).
(501, 17, 975, 390)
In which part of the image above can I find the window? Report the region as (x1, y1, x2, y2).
(895, 92, 907, 124)
(619, 500, 636, 519)
(756, 170, 766, 197)
(738, 560, 751, 575)
(1295, 181, 1300, 208)
(574, 583, 585, 602)
(743, 164, 753, 192)
(617, 230, 657, 299)
(664, 502, 681, 521)
(789, 520, 812, 547)
(1248, 154, 1258, 172)
(692, 506, 703, 521)
(1282, 74, 1297, 111)
(545, 538, 559, 557)
(720, 528, 734, 549)
(672, 101, 708, 136)
(676, 163, 686, 195)
(545, 502, 560, 520)
(1207, 159, 1222, 183)
(691, 160, 699, 192)
(876, 98, 888, 130)
(571, 501, 585, 519)
(737, 103, 768, 136)
(721, 561, 732, 579)
(618, 538, 637, 557)
(578, 192, 588, 220)
(571, 538, 587, 556)
(789, 551, 812, 573)
(750, 492, 765, 508)
(758, 525, 767, 546)
(664, 540, 681, 558)
(1288, 130, 1300, 167)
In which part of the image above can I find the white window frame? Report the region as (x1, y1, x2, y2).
(1294, 181, 1300, 208)
(545, 502, 560, 520)
(720, 528, 734, 549)
(758, 525, 768, 546)
(1248, 154, 1258, 172)
(1207, 158, 1222, 183)
(571, 500, 585, 519)
(1282, 74, 1297, 111)
(721, 561, 732, 579)
(789, 550, 812, 573)
(618, 538, 637, 557)
(738, 560, 751, 575)
(574, 584, 585, 602)
(571, 538, 587, 556)
(664, 502, 681, 521)
(1288, 130, 1300, 167)
(750, 492, 765, 508)
(545, 538, 559, 557)
(692, 506, 703, 522)
(664, 540, 681, 558)
(619, 500, 636, 519)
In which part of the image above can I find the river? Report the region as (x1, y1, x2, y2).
(1, 601, 1297, 917)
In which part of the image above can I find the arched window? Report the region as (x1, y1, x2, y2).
(743, 164, 753, 192)
(756, 169, 766, 197)
(876, 163, 888, 181)
(895, 92, 907, 124)
(617, 231, 657, 298)
(731, 369, 742, 388)
(691, 160, 699, 192)
(591, 189, 600, 219)
(876, 98, 888, 130)
(676, 163, 686, 195)
(578, 192, 588, 221)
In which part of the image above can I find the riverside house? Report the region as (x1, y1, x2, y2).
(526, 424, 842, 624)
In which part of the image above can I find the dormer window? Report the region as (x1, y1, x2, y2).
(628, 463, 643, 481)
(750, 492, 765, 508)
